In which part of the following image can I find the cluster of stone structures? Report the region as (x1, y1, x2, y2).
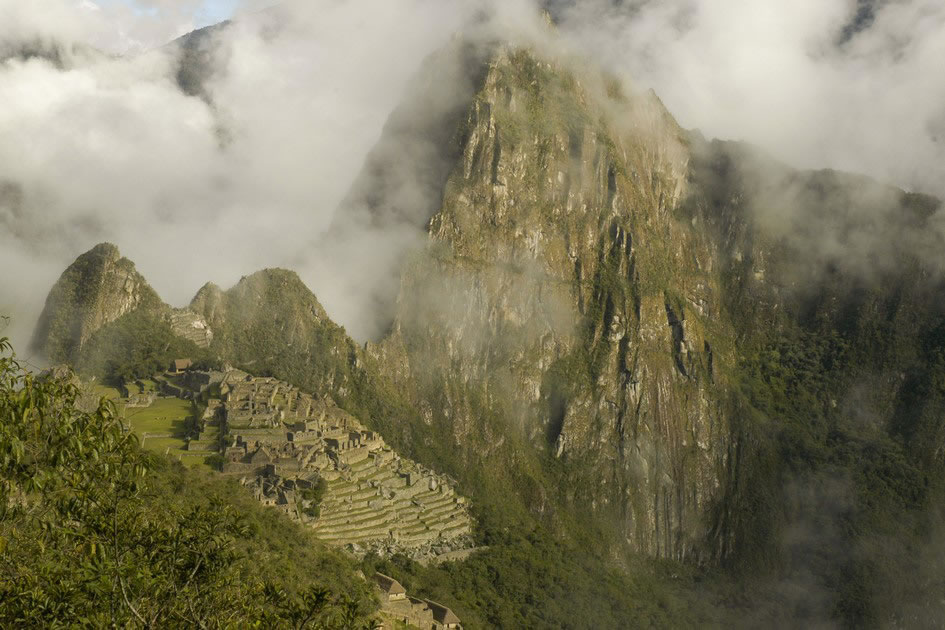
(157, 365, 474, 561)
(374, 573, 462, 629)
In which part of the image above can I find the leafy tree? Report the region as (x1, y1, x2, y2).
(0, 337, 378, 628)
(76, 309, 217, 387)
(300, 478, 328, 518)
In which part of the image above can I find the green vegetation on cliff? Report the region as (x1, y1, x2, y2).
(723, 327, 945, 627)
(30, 243, 166, 364)
(363, 526, 727, 629)
(26, 37, 945, 630)
(0, 338, 377, 628)
(77, 308, 218, 385)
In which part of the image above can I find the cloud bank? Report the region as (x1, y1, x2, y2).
(554, 0, 945, 197)
(0, 0, 489, 351)
(0, 0, 943, 354)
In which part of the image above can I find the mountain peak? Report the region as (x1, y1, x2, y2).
(229, 268, 329, 322)
(30, 243, 164, 362)
(85, 241, 122, 262)
(237, 267, 304, 285)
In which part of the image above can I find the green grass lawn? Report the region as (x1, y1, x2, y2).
(126, 398, 192, 457)
(91, 384, 122, 400)
(126, 397, 220, 471)
(141, 436, 187, 453)
(173, 452, 217, 468)
(125, 397, 193, 435)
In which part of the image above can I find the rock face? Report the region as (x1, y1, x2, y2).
(187, 269, 362, 397)
(30, 243, 164, 362)
(171, 22, 230, 100)
(32, 39, 945, 607)
(372, 48, 735, 560)
(27, 48, 746, 563)
(169, 310, 214, 348)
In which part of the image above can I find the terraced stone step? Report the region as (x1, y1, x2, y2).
(326, 484, 359, 499)
(396, 484, 435, 500)
(348, 487, 382, 502)
(416, 494, 455, 509)
(417, 517, 460, 532)
(317, 519, 392, 535)
(313, 510, 471, 547)
(365, 469, 398, 484)
(317, 520, 398, 540)
(419, 503, 461, 520)
(414, 513, 468, 531)
(317, 502, 396, 521)
(321, 530, 393, 544)
(316, 509, 393, 530)
(320, 513, 392, 532)
(313, 503, 470, 541)
(399, 521, 433, 535)
(395, 531, 441, 545)
(348, 459, 377, 473)
(439, 521, 472, 537)
(317, 506, 377, 529)
(409, 489, 443, 501)
(405, 515, 451, 530)
(315, 510, 379, 528)
(389, 499, 416, 512)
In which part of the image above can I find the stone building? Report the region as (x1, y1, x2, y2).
(168, 358, 192, 373)
(426, 600, 462, 629)
(137, 367, 474, 562)
(373, 573, 463, 630)
(374, 573, 406, 602)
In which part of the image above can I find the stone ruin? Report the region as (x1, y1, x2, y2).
(374, 572, 462, 629)
(156, 368, 474, 562)
(168, 310, 213, 348)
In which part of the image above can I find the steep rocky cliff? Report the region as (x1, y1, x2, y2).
(352, 43, 945, 622)
(29, 33, 945, 627)
(366, 48, 736, 560)
(30, 242, 165, 362)
(189, 269, 362, 397)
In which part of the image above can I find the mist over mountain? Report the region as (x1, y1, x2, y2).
(2, 0, 943, 350)
(5, 1, 945, 627)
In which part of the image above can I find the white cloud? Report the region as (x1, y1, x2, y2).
(0, 0, 943, 353)
(555, 0, 945, 197)
(0, 0, 494, 351)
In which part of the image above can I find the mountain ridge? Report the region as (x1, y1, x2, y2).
(28, 32, 945, 627)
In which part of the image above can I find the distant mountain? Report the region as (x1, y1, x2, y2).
(30, 242, 164, 363)
(32, 27, 945, 628)
(0, 38, 106, 68)
(169, 21, 231, 99)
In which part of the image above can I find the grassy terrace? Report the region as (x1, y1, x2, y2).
(91, 384, 122, 401)
(122, 397, 213, 469)
(122, 378, 158, 397)
(125, 397, 191, 435)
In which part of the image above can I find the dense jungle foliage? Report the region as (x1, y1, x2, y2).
(77, 309, 219, 386)
(69, 297, 945, 628)
(0, 337, 377, 628)
(726, 328, 945, 628)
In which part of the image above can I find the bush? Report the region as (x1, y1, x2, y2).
(0, 337, 378, 628)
